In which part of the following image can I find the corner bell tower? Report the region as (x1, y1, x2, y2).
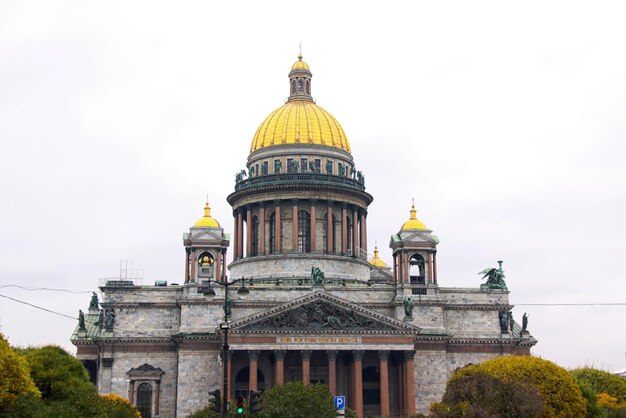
(183, 202, 229, 283)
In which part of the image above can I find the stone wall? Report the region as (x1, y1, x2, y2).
(176, 349, 221, 417)
(103, 351, 178, 418)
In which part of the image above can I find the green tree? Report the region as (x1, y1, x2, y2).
(18, 345, 95, 402)
(432, 356, 586, 418)
(256, 381, 335, 418)
(0, 333, 39, 410)
(571, 368, 626, 403)
(571, 368, 626, 418)
(2, 345, 143, 418)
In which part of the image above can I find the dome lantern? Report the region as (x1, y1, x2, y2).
(288, 53, 313, 102)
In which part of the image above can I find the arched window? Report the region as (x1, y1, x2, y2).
(409, 253, 426, 284)
(136, 382, 153, 418)
(298, 210, 311, 252)
(251, 216, 259, 256)
(306, 79, 310, 94)
(291, 79, 296, 95)
(269, 212, 276, 254)
(298, 79, 304, 93)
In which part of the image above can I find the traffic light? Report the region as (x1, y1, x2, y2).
(208, 389, 221, 413)
(236, 395, 245, 414)
(249, 390, 263, 415)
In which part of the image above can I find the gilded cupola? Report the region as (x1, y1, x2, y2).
(369, 245, 389, 268)
(400, 201, 428, 231)
(193, 201, 220, 228)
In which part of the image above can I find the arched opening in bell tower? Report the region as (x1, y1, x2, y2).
(409, 254, 426, 285)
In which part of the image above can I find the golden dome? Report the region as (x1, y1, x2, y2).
(193, 201, 220, 228)
(250, 100, 351, 152)
(369, 246, 389, 268)
(291, 54, 310, 71)
(401, 201, 428, 231)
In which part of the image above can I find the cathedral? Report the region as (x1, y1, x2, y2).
(72, 54, 536, 418)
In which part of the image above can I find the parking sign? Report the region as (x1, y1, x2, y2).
(334, 395, 345, 410)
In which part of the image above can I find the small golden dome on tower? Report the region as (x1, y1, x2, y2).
(193, 201, 220, 228)
(369, 245, 389, 268)
(401, 201, 428, 231)
(291, 54, 310, 71)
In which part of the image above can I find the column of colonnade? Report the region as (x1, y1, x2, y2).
(224, 349, 416, 417)
(231, 200, 369, 260)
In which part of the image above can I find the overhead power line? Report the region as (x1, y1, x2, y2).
(0, 294, 77, 320)
(0, 284, 92, 294)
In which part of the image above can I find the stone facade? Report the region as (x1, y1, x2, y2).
(71, 54, 536, 418)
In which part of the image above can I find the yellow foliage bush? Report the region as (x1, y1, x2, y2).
(596, 392, 618, 408)
(100, 393, 141, 417)
(0, 333, 40, 409)
(452, 356, 586, 418)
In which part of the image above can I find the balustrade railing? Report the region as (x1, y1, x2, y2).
(234, 173, 365, 192)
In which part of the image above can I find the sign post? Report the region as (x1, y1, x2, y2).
(334, 395, 346, 417)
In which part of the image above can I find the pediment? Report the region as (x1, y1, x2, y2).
(127, 363, 164, 378)
(190, 229, 223, 242)
(231, 291, 420, 334)
(400, 230, 438, 243)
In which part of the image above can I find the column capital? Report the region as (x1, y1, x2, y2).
(301, 350, 312, 360)
(327, 350, 338, 361)
(378, 350, 390, 360)
(353, 350, 364, 360)
(248, 350, 260, 360)
(274, 199, 282, 206)
(274, 350, 286, 361)
(404, 350, 415, 361)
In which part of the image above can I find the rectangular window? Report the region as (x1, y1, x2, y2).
(314, 159, 321, 173)
(287, 158, 295, 173)
(262, 161, 268, 175)
(255, 164, 259, 177)
(301, 158, 308, 173)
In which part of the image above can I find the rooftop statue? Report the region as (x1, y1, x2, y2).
(235, 169, 247, 183)
(522, 312, 529, 332)
(311, 266, 325, 285)
(78, 309, 86, 331)
(104, 307, 115, 331)
(403, 297, 414, 320)
(478, 260, 507, 290)
(89, 292, 99, 310)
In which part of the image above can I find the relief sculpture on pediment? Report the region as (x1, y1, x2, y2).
(252, 301, 382, 331)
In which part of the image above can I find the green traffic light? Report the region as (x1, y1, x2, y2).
(237, 407, 244, 414)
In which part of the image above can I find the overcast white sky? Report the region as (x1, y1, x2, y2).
(1, 1, 625, 372)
